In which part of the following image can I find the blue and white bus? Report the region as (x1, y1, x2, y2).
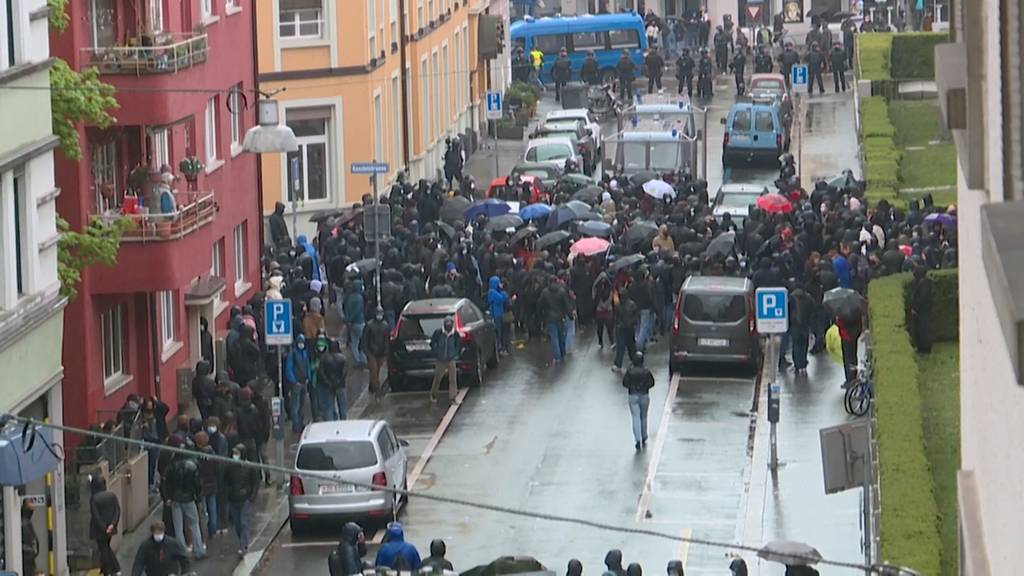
(510, 13, 648, 84)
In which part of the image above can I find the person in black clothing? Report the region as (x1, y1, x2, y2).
(789, 285, 814, 372)
(538, 278, 574, 364)
(420, 539, 455, 574)
(224, 444, 260, 555)
(729, 49, 746, 95)
(830, 42, 848, 92)
(329, 522, 369, 576)
(268, 201, 290, 249)
(318, 338, 349, 419)
(773, 12, 785, 44)
(191, 360, 215, 422)
(199, 316, 215, 371)
(160, 451, 205, 559)
(231, 324, 262, 387)
(613, 287, 639, 371)
(551, 48, 572, 103)
(713, 25, 730, 73)
(645, 46, 665, 94)
(570, 259, 594, 327)
(580, 51, 600, 86)
(779, 42, 799, 88)
(676, 48, 695, 97)
(91, 476, 122, 576)
(604, 549, 627, 576)
(754, 45, 773, 73)
(132, 521, 190, 576)
(806, 42, 826, 95)
(566, 559, 583, 576)
(843, 20, 856, 69)
(909, 266, 933, 353)
(362, 308, 390, 399)
(697, 47, 714, 99)
(615, 50, 636, 102)
(623, 352, 655, 450)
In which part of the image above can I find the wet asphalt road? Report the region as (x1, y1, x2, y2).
(257, 77, 861, 576)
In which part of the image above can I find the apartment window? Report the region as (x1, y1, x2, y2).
(442, 44, 450, 126)
(101, 305, 125, 384)
(233, 223, 247, 288)
(4, 0, 15, 67)
(285, 108, 330, 202)
(211, 239, 223, 277)
(87, 0, 115, 49)
(158, 290, 177, 350)
(200, 0, 213, 19)
(432, 52, 440, 144)
(428, 0, 434, 22)
(229, 84, 242, 148)
(462, 25, 469, 106)
(373, 93, 384, 163)
(406, 64, 413, 156)
(391, 75, 402, 166)
(205, 97, 218, 163)
(91, 140, 117, 212)
(11, 169, 26, 297)
(454, 30, 461, 110)
(389, 0, 398, 44)
(368, 0, 377, 58)
(226, 0, 239, 10)
(148, 0, 164, 32)
(152, 128, 169, 169)
(416, 1, 423, 31)
(279, 0, 323, 39)
(420, 58, 429, 149)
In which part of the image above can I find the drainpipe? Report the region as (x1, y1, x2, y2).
(399, 0, 411, 170)
(148, 292, 162, 400)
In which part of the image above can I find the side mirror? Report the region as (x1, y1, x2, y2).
(399, 438, 410, 448)
(719, 118, 727, 125)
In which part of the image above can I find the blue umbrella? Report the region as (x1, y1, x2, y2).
(520, 203, 552, 221)
(464, 198, 510, 221)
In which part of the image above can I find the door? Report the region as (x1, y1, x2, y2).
(753, 109, 777, 150)
(382, 425, 405, 491)
(728, 107, 753, 148)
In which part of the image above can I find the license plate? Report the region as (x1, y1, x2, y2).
(698, 338, 729, 347)
(406, 341, 430, 351)
(730, 134, 751, 143)
(320, 484, 354, 495)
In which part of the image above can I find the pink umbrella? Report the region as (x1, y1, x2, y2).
(570, 237, 611, 256)
(756, 193, 794, 214)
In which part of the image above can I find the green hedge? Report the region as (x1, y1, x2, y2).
(857, 33, 893, 81)
(862, 97, 897, 138)
(869, 275, 943, 576)
(902, 269, 960, 342)
(861, 96, 901, 201)
(890, 33, 949, 79)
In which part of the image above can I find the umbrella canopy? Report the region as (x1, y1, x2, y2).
(823, 287, 866, 319)
(559, 173, 596, 189)
(546, 203, 590, 229)
(621, 221, 659, 249)
(756, 193, 794, 214)
(924, 212, 957, 230)
(332, 208, 362, 226)
(757, 540, 823, 566)
(825, 170, 860, 191)
(578, 220, 613, 238)
(440, 196, 472, 222)
(642, 179, 677, 200)
(348, 258, 378, 273)
(465, 198, 511, 221)
(572, 186, 604, 204)
(461, 556, 552, 576)
(609, 253, 645, 272)
(535, 230, 572, 251)
(570, 237, 611, 256)
(510, 226, 538, 245)
(565, 200, 594, 216)
(309, 208, 344, 223)
(435, 220, 457, 239)
(629, 170, 659, 187)
(485, 214, 524, 231)
(707, 231, 737, 259)
(519, 203, 553, 221)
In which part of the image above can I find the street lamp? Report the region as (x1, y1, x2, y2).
(243, 98, 298, 154)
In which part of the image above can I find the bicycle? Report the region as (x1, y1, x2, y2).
(844, 363, 874, 416)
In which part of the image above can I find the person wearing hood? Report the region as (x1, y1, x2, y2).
(199, 316, 215, 371)
(666, 560, 684, 576)
(421, 539, 455, 573)
(191, 360, 216, 421)
(269, 201, 291, 249)
(231, 324, 262, 387)
(296, 235, 321, 281)
(131, 521, 190, 576)
(285, 334, 312, 431)
(303, 294, 326, 342)
(90, 476, 121, 576)
(362, 308, 391, 399)
(374, 521, 422, 570)
(487, 276, 511, 354)
(318, 338, 349, 420)
(343, 279, 368, 367)
(909, 265, 933, 354)
(329, 522, 369, 576)
(566, 559, 583, 576)
(604, 549, 626, 576)
(160, 450, 205, 560)
(266, 274, 285, 300)
(623, 352, 655, 450)
(224, 444, 260, 556)
(626, 563, 643, 576)
(729, 557, 748, 576)
(652, 224, 675, 252)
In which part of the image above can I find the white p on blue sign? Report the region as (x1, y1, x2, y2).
(265, 299, 293, 346)
(791, 64, 809, 94)
(485, 90, 503, 120)
(755, 287, 789, 334)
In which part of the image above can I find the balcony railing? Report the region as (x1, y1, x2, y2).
(83, 32, 209, 75)
(93, 191, 217, 242)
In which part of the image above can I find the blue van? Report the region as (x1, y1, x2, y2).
(510, 14, 648, 84)
(721, 101, 791, 167)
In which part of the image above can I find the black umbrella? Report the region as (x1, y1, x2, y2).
(609, 253, 645, 272)
(308, 208, 344, 223)
(629, 171, 659, 187)
(823, 287, 866, 319)
(349, 258, 379, 273)
(535, 230, 572, 251)
(578, 220, 613, 238)
(485, 214, 524, 231)
(706, 231, 737, 259)
(440, 196, 472, 222)
(332, 207, 362, 226)
(436, 220, 457, 239)
(510, 226, 539, 245)
(572, 186, 603, 204)
(565, 200, 594, 217)
(461, 556, 553, 576)
(621, 221, 659, 249)
(546, 205, 580, 229)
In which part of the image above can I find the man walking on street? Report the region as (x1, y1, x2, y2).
(830, 42, 848, 92)
(623, 352, 655, 451)
(552, 48, 572, 103)
(317, 339, 348, 420)
(284, 334, 311, 433)
(613, 288, 640, 371)
(90, 477, 121, 576)
(676, 47, 695, 97)
(224, 444, 260, 556)
(429, 317, 461, 403)
(131, 521, 190, 576)
(539, 277, 574, 364)
(806, 42, 826, 95)
(160, 452, 206, 560)
(780, 42, 799, 88)
(362, 308, 391, 399)
(616, 49, 636, 102)
(645, 46, 665, 94)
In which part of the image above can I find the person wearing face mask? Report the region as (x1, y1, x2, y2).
(203, 416, 229, 533)
(223, 444, 260, 556)
(285, 334, 312, 433)
(131, 521, 190, 576)
(429, 317, 461, 403)
(361, 307, 391, 399)
(329, 522, 370, 576)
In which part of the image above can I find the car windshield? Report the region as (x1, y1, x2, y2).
(541, 130, 580, 143)
(720, 192, 762, 209)
(297, 441, 378, 471)
(527, 143, 571, 162)
(753, 79, 784, 92)
(398, 313, 449, 340)
(517, 168, 553, 179)
(649, 142, 682, 170)
(620, 142, 648, 169)
(731, 110, 752, 131)
(682, 294, 746, 323)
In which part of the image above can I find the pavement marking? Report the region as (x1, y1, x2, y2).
(676, 528, 693, 567)
(635, 373, 680, 522)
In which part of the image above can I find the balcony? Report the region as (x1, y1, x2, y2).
(94, 192, 217, 242)
(82, 32, 209, 76)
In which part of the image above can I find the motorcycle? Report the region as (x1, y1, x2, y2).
(587, 82, 620, 119)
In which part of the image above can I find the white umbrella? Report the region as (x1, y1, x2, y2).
(642, 179, 677, 200)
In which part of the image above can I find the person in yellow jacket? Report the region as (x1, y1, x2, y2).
(529, 47, 546, 88)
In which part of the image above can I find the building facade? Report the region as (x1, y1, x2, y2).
(0, 0, 69, 573)
(936, 0, 1024, 572)
(256, 0, 481, 239)
(51, 0, 261, 432)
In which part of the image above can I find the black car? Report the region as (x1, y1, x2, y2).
(388, 298, 499, 390)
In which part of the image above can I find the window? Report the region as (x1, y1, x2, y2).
(229, 84, 242, 148)
(420, 58, 429, 149)
(211, 239, 223, 277)
(442, 43, 450, 126)
(428, 0, 434, 22)
(682, 294, 746, 323)
(416, 1, 423, 32)
(458, 305, 482, 324)
(91, 139, 117, 212)
(88, 0, 115, 49)
(533, 34, 565, 55)
(200, 0, 213, 19)
(373, 92, 384, 162)
(4, 0, 16, 67)
(731, 110, 752, 131)
(391, 75, 402, 166)
(101, 305, 125, 383)
(454, 30, 461, 110)
(432, 51, 440, 143)
(754, 111, 775, 132)
(152, 128, 169, 169)
(526, 143, 572, 162)
(204, 97, 218, 163)
(158, 291, 176, 349)
(296, 442, 377, 471)
(285, 109, 330, 202)
(368, 0, 376, 58)
(608, 29, 640, 49)
(148, 0, 164, 32)
(279, 0, 323, 39)
(389, 0, 397, 44)
(572, 31, 605, 50)
(226, 0, 239, 10)
(233, 222, 247, 287)
(11, 169, 26, 297)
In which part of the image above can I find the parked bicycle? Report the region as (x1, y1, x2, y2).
(844, 363, 874, 416)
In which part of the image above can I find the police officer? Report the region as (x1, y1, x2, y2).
(806, 42, 826, 95)
(779, 42, 799, 88)
(675, 47, 695, 97)
(581, 50, 600, 86)
(551, 47, 572, 103)
(713, 25, 730, 73)
(697, 47, 714, 99)
(830, 42, 848, 92)
(754, 45, 773, 73)
(616, 49, 637, 102)
(645, 46, 665, 94)
(729, 48, 747, 95)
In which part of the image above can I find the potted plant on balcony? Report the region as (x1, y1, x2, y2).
(179, 156, 204, 190)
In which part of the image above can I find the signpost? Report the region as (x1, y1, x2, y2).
(789, 65, 808, 183)
(791, 64, 809, 95)
(486, 90, 503, 177)
(289, 156, 301, 239)
(265, 299, 292, 486)
(756, 287, 789, 472)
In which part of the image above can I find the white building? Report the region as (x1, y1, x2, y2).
(936, 0, 1024, 572)
(0, 0, 69, 574)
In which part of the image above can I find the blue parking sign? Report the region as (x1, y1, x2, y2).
(755, 287, 789, 334)
(791, 64, 809, 94)
(485, 91, 503, 120)
(265, 299, 293, 346)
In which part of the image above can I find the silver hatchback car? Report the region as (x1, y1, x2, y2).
(288, 420, 408, 532)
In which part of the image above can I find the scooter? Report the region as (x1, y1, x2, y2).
(587, 82, 620, 119)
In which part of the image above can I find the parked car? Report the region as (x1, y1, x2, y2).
(388, 298, 499, 389)
(712, 183, 769, 224)
(670, 276, 760, 374)
(486, 174, 549, 204)
(288, 420, 408, 533)
(748, 73, 793, 122)
(510, 162, 562, 189)
(523, 137, 582, 171)
(545, 108, 603, 153)
(721, 101, 791, 167)
(531, 120, 596, 175)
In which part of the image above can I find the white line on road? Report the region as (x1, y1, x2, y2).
(635, 374, 680, 522)
(677, 528, 693, 568)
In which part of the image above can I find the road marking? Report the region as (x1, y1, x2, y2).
(676, 528, 692, 567)
(635, 374, 680, 522)
(370, 386, 470, 544)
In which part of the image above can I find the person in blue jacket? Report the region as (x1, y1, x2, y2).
(487, 276, 510, 354)
(343, 279, 367, 367)
(374, 522, 421, 571)
(284, 334, 311, 432)
(296, 235, 321, 281)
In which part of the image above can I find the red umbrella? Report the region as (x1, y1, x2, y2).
(569, 237, 611, 256)
(756, 193, 794, 214)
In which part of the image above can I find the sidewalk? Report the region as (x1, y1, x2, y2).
(741, 349, 864, 575)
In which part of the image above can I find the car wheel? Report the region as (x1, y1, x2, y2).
(468, 350, 485, 386)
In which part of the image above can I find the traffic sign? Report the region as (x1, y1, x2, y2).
(791, 64, 809, 94)
(755, 287, 789, 334)
(746, 5, 762, 22)
(264, 299, 293, 346)
(350, 162, 390, 175)
(485, 90, 503, 120)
